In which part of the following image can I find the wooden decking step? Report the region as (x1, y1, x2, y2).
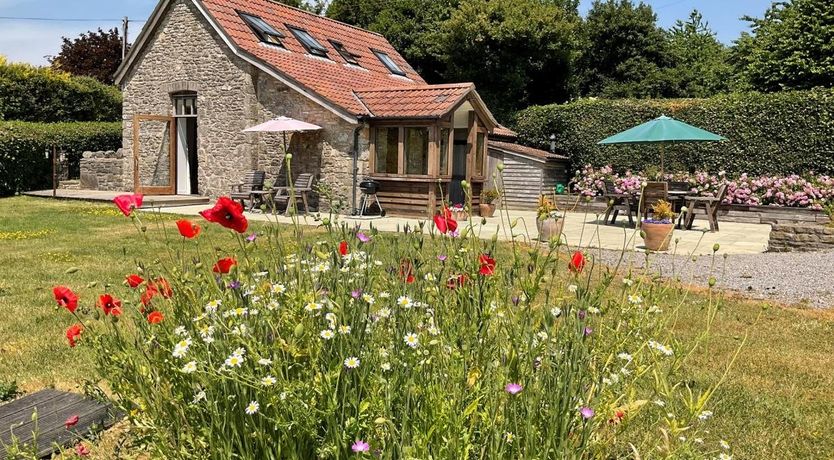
(0, 389, 121, 459)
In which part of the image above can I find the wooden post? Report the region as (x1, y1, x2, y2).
(466, 112, 477, 185)
(122, 17, 129, 60)
(52, 145, 57, 198)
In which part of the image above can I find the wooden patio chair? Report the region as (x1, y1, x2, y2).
(683, 183, 728, 232)
(272, 173, 315, 215)
(602, 180, 637, 226)
(230, 170, 266, 212)
(639, 182, 669, 220)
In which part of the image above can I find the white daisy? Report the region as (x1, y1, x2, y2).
(344, 356, 360, 369)
(617, 352, 633, 362)
(181, 361, 197, 373)
(718, 454, 732, 460)
(396, 296, 413, 308)
(377, 307, 392, 319)
(192, 390, 206, 403)
(568, 284, 578, 293)
(720, 440, 730, 450)
(338, 325, 351, 335)
(647, 305, 662, 314)
(648, 340, 674, 356)
(623, 278, 634, 287)
(205, 300, 222, 314)
(698, 410, 713, 421)
(261, 375, 277, 386)
(403, 333, 419, 348)
(304, 302, 323, 313)
(550, 307, 562, 317)
(271, 283, 286, 294)
(174, 326, 188, 337)
(381, 362, 391, 371)
(361, 293, 375, 305)
(320, 329, 335, 340)
(628, 294, 643, 305)
(245, 401, 259, 415)
(172, 338, 192, 358)
(378, 292, 390, 299)
(225, 353, 245, 368)
(258, 358, 272, 366)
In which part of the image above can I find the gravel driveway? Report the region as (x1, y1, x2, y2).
(594, 249, 834, 308)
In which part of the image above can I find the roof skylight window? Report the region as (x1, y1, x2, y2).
(372, 49, 406, 76)
(329, 40, 360, 66)
(287, 26, 328, 57)
(239, 12, 284, 47)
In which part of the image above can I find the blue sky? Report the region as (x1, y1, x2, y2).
(0, 0, 774, 66)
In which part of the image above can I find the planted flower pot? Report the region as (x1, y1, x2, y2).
(537, 218, 564, 242)
(641, 221, 674, 251)
(451, 209, 468, 221)
(479, 203, 496, 218)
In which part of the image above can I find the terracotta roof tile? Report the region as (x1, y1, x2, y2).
(201, 0, 426, 116)
(354, 83, 474, 118)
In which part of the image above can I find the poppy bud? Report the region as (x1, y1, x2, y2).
(285, 154, 293, 160)
(481, 217, 487, 225)
(322, 218, 331, 226)
(712, 243, 720, 252)
(708, 276, 716, 287)
(497, 163, 505, 172)
(640, 230, 646, 238)
(293, 323, 304, 338)
(141, 225, 148, 233)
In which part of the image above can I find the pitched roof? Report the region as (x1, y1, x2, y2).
(488, 140, 569, 163)
(116, 0, 499, 126)
(493, 125, 518, 140)
(354, 83, 474, 118)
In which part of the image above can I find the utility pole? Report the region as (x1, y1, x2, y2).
(122, 16, 129, 60)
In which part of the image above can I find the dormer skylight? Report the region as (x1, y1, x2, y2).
(372, 49, 406, 76)
(329, 40, 361, 66)
(287, 26, 328, 57)
(239, 12, 285, 47)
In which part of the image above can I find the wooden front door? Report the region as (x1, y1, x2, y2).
(132, 114, 176, 195)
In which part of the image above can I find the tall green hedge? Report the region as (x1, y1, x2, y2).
(513, 89, 834, 176)
(0, 121, 122, 196)
(0, 58, 122, 122)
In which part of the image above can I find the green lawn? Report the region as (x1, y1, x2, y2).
(1, 196, 833, 459)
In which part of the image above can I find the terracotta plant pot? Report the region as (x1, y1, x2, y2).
(451, 210, 468, 222)
(641, 222, 674, 251)
(479, 203, 496, 218)
(537, 218, 564, 242)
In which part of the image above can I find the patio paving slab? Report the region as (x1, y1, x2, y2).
(151, 206, 771, 256)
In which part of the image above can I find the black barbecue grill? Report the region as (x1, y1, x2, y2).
(359, 179, 385, 217)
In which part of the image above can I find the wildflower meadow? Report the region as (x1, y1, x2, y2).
(47, 183, 741, 459)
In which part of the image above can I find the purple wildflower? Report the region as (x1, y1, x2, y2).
(584, 326, 593, 337)
(504, 383, 523, 395)
(357, 232, 371, 243)
(351, 289, 362, 299)
(228, 280, 241, 290)
(246, 233, 257, 242)
(437, 255, 447, 262)
(351, 440, 370, 453)
(578, 310, 587, 320)
(512, 296, 520, 306)
(580, 406, 595, 420)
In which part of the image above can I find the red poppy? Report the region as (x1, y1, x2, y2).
(75, 443, 90, 457)
(433, 207, 458, 235)
(213, 257, 237, 274)
(65, 415, 79, 429)
(478, 254, 496, 276)
(149, 278, 173, 298)
(53, 286, 78, 313)
(97, 294, 122, 316)
(176, 219, 201, 239)
(446, 274, 468, 290)
(140, 287, 156, 307)
(66, 324, 83, 347)
(199, 196, 248, 233)
(113, 194, 144, 217)
(125, 274, 144, 288)
(608, 410, 626, 425)
(399, 260, 415, 284)
(339, 241, 349, 256)
(569, 251, 586, 273)
(147, 311, 164, 324)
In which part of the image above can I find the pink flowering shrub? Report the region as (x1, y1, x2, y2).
(574, 165, 834, 210)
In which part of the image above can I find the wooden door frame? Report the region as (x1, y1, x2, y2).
(133, 114, 176, 195)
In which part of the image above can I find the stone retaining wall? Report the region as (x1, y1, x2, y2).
(553, 196, 828, 225)
(79, 150, 126, 191)
(768, 224, 834, 252)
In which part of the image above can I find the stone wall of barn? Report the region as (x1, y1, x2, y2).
(119, 0, 369, 210)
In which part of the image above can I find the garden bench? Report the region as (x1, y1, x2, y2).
(0, 389, 120, 458)
(639, 182, 669, 220)
(683, 183, 728, 232)
(230, 171, 266, 212)
(602, 180, 637, 226)
(271, 173, 315, 216)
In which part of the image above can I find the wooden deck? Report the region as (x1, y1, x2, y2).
(23, 189, 210, 208)
(0, 389, 120, 459)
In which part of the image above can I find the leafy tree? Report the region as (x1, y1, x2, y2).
(438, 0, 580, 119)
(732, 0, 834, 92)
(578, 0, 671, 98)
(50, 28, 123, 85)
(665, 10, 733, 97)
(279, 0, 331, 14)
(326, 0, 385, 27)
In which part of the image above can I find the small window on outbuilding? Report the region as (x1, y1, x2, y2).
(372, 49, 406, 76)
(173, 93, 197, 117)
(239, 12, 285, 47)
(329, 40, 360, 66)
(287, 26, 328, 57)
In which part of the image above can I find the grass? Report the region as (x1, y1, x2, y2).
(1, 196, 833, 458)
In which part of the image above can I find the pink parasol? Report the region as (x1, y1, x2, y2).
(243, 116, 322, 133)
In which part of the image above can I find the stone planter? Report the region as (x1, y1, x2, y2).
(537, 218, 564, 242)
(479, 203, 496, 218)
(641, 222, 674, 251)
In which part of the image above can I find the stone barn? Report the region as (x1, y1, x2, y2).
(99, 0, 536, 216)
